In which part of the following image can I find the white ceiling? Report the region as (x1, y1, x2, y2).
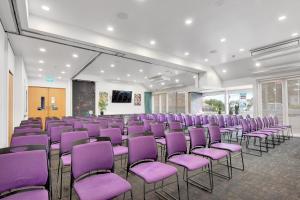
(8, 34, 98, 80)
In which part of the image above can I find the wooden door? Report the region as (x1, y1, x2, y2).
(8, 72, 13, 143)
(48, 88, 66, 119)
(28, 87, 49, 127)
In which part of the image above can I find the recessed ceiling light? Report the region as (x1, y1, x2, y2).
(161, 82, 165, 86)
(220, 38, 227, 43)
(61, 71, 66, 74)
(144, 76, 148, 79)
(185, 18, 193, 25)
(278, 15, 287, 21)
(38, 68, 43, 72)
(292, 32, 299, 37)
(72, 54, 78, 58)
(57, 76, 62, 80)
(117, 77, 120, 80)
(184, 52, 190, 56)
(158, 72, 162, 75)
(134, 80, 137, 83)
(127, 74, 131, 77)
(193, 75, 197, 79)
(41, 5, 50, 11)
(150, 40, 156, 45)
(139, 69, 143, 72)
(222, 69, 227, 73)
(149, 85, 153, 88)
(107, 26, 114, 32)
(66, 64, 71, 68)
(39, 48, 46, 52)
(239, 48, 245, 52)
(255, 62, 261, 67)
(175, 79, 180, 83)
(110, 64, 115, 68)
(38, 74, 42, 77)
(39, 60, 44, 64)
(204, 58, 208, 62)
(100, 70, 104, 73)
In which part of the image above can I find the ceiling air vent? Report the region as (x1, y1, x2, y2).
(250, 38, 300, 57)
(148, 75, 171, 82)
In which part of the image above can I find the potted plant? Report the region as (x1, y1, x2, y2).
(98, 98, 108, 115)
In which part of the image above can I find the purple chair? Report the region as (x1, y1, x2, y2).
(11, 135, 49, 150)
(127, 120, 143, 126)
(151, 123, 167, 161)
(109, 121, 127, 141)
(189, 127, 231, 186)
(70, 141, 132, 200)
(82, 122, 101, 139)
(13, 127, 42, 136)
(127, 136, 180, 199)
(143, 119, 154, 132)
(183, 115, 193, 127)
(58, 131, 89, 198)
(240, 119, 268, 156)
(273, 116, 292, 137)
(127, 125, 146, 138)
(158, 114, 167, 123)
(256, 117, 281, 145)
(100, 128, 128, 167)
(0, 146, 50, 199)
(165, 132, 212, 196)
(50, 125, 73, 150)
(208, 126, 244, 177)
(169, 122, 182, 131)
(192, 115, 201, 127)
(249, 118, 275, 148)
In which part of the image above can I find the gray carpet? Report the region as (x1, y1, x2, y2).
(51, 137, 300, 200)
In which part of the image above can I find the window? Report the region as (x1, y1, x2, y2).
(202, 93, 225, 114)
(228, 90, 253, 116)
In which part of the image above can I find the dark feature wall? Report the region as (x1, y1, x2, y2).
(72, 80, 95, 116)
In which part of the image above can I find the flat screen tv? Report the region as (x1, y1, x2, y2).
(112, 90, 132, 103)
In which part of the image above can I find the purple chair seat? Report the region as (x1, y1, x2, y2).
(253, 131, 274, 136)
(122, 135, 128, 141)
(211, 143, 242, 152)
(113, 146, 128, 156)
(223, 127, 236, 132)
(243, 133, 266, 138)
(51, 143, 60, 150)
(220, 129, 229, 134)
(169, 154, 209, 171)
(192, 148, 228, 160)
(156, 138, 166, 145)
(1, 189, 48, 200)
(61, 154, 71, 166)
(74, 173, 131, 200)
(130, 161, 177, 183)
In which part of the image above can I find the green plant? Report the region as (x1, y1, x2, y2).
(98, 98, 108, 113)
(204, 99, 225, 114)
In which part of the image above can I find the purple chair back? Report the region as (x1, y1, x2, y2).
(241, 119, 250, 133)
(0, 150, 48, 193)
(169, 122, 182, 131)
(95, 119, 109, 129)
(183, 115, 193, 127)
(50, 125, 73, 143)
(208, 126, 221, 144)
(262, 117, 270, 128)
(192, 115, 201, 126)
(14, 127, 42, 135)
(175, 114, 184, 123)
(208, 116, 218, 126)
(232, 115, 239, 126)
(11, 135, 49, 150)
(189, 127, 207, 148)
(128, 120, 143, 126)
(256, 117, 263, 130)
(60, 131, 89, 154)
(143, 119, 154, 132)
(166, 114, 175, 123)
(158, 114, 167, 123)
(100, 128, 122, 145)
(226, 116, 234, 127)
(72, 141, 114, 179)
(109, 121, 125, 133)
(150, 123, 165, 138)
(249, 118, 258, 132)
(165, 132, 187, 157)
(83, 123, 101, 138)
(268, 117, 275, 126)
(202, 115, 209, 125)
(128, 125, 145, 137)
(128, 136, 157, 165)
(217, 115, 225, 128)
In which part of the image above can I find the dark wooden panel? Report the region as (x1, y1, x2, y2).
(72, 80, 95, 116)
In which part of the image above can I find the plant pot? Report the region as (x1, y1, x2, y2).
(100, 111, 104, 115)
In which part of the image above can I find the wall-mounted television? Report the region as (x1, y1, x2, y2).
(112, 90, 132, 103)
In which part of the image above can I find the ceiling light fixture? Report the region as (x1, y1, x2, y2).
(161, 82, 165, 86)
(239, 48, 245, 52)
(222, 69, 227, 73)
(41, 5, 50, 11)
(158, 72, 162, 75)
(117, 77, 121, 80)
(107, 26, 114, 32)
(134, 80, 137, 83)
(292, 32, 299, 37)
(110, 64, 115, 68)
(139, 69, 143, 72)
(144, 76, 148, 79)
(193, 75, 197, 79)
(72, 54, 78, 58)
(66, 64, 71, 68)
(185, 18, 193, 25)
(184, 52, 190, 56)
(204, 58, 208, 62)
(175, 79, 180, 83)
(278, 15, 287, 21)
(57, 76, 62, 80)
(39, 48, 46, 52)
(39, 60, 44, 64)
(61, 71, 66, 74)
(100, 70, 104, 73)
(255, 62, 261, 67)
(150, 40, 156, 45)
(127, 74, 131, 77)
(38, 68, 43, 72)
(220, 38, 227, 43)
(149, 85, 153, 88)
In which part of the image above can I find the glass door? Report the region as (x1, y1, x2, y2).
(287, 79, 300, 134)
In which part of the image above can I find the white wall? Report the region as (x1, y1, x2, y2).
(14, 56, 28, 127)
(28, 78, 72, 116)
(95, 80, 146, 115)
(0, 22, 15, 147)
